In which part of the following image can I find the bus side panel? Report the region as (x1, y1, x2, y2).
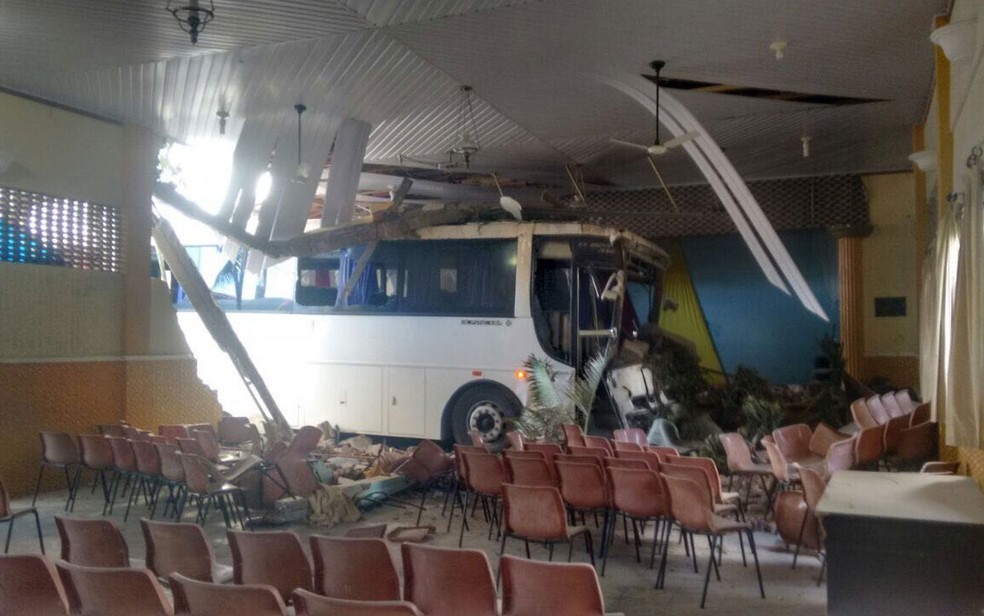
(386, 366, 426, 437)
(306, 363, 383, 433)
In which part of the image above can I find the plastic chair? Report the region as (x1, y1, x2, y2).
(772, 424, 821, 465)
(105, 436, 140, 515)
(159, 425, 190, 442)
(54, 515, 128, 567)
(177, 437, 208, 458)
(458, 451, 507, 545)
(498, 483, 595, 583)
(33, 432, 80, 510)
(849, 398, 878, 430)
(72, 434, 114, 513)
(218, 417, 257, 448)
(612, 440, 644, 452)
(603, 457, 648, 470)
(500, 555, 606, 616)
(895, 390, 917, 414)
(293, 589, 423, 616)
(824, 437, 856, 475)
(612, 449, 661, 470)
(893, 421, 938, 468)
(310, 535, 400, 601)
(866, 395, 891, 425)
(853, 425, 884, 470)
(154, 443, 186, 519)
(401, 542, 498, 616)
(179, 452, 249, 529)
(445, 444, 484, 545)
(909, 402, 931, 427)
(227, 529, 312, 603)
(1, 477, 44, 554)
(506, 431, 525, 451)
(613, 427, 647, 446)
(395, 440, 454, 526)
(791, 464, 827, 578)
(807, 423, 851, 457)
(604, 467, 668, 576)
(669, 456, 742, 511)
(761, 437, 798, 485)
(142, 518, 230, 583)
(660, 474, 765, 608)
(718, 433, 772, 505)
(554, 461, 611, 560)
(127, 440, 162, 522)
(505, 455, 556, 487)
(561, 424, 586, 448)
(0, 553, 69, 615)
(524, 442, 563, 458)
(171, 572, 287, 616)
(55, 561, 173, 616)
(568, 445, 610, 461)
(582, 435, 614, 456)
(881, 392, 905, 419)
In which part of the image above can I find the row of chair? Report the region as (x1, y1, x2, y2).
(0, 534, 611, 615)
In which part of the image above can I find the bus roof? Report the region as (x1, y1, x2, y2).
(415, 221, 669, 267)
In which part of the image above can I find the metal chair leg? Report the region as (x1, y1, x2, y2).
(32, 510, 44, 554)
(700, 535, 717, 608)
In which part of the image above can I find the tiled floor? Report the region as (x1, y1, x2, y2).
(12, 483, 826, 615)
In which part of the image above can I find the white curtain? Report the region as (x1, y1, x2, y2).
(923, 163, 984, 447)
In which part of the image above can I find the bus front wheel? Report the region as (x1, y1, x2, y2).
(450, 385, 521, 449)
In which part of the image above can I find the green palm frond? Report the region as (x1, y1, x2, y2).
(571, 351, 611, 431)
(523, 355, 564, 409)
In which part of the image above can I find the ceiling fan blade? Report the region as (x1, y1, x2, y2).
(662, 130, 700, 149)
(647, 157, 680, 213)
(610, 138, 651, 153)
(500, 196, 523, 221)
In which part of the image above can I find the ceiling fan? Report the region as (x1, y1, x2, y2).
(610, 60, 700, 211)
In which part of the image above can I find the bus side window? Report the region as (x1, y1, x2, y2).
(532, 259, 572, 363)
(295, 259, 339, 306)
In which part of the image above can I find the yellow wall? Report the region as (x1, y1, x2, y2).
(0, 91, 222, 497)
(860, 173, 920, 389)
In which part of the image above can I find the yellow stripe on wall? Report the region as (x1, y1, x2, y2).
(658, 241, 726, 384)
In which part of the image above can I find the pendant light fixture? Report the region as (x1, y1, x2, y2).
(293, 104, 310, 182)
(450, 85, 481, 168)
(166, 0, 215, 45)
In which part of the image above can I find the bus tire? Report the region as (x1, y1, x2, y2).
(450, 384, 521, 450)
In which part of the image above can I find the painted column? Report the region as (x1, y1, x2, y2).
(831, 223, 873, 378)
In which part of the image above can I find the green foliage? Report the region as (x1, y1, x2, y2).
(512, 352, 610, 442)
(740, 395, 786, 447)
(808, 334, 850, 428)
(699, 434, 728, 474)
(645, 339, 706, 408)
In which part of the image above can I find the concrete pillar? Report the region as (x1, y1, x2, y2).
(832, 223, 873, 378)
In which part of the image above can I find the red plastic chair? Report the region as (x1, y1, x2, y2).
(772, 424, 821, 465)
(660, 474, 765, 608)
(524, 442, 563, 458)
(612, 449, 661, 470)
(309, 535, 400, 601)
(791, 464, 827, 577)
(866, 395, 891, 425)
(895, 390, 917, 414)
(142, 518, 230, 583)
(153, 443, 185, 519)
(218, 416, 257, 447)
(505, 455, 556, 487)
(56, 561, 173, 615)
(227, 529, 312, 603)
(402, 542, 497, 616)
(561, 424, 586, 448)
(718, 432, 772, 503)
(500, 555, 606, 616)
(159, 425, 190, 442)
(293, 589, 423, 616)
(604, 466, 668, 576)
(446, 444, 485, 545)
(73, 434, 115, 514)
(506, 431, 526, 451)
(853, 425, 884, 470)
(850, 398, 878, 430)
(171, 572, 287, 616)
(105, 436, 140, 515)
(669, 456, 742, 514)
(554, 461, 611, 555)
(909, 402, 931, 427)
(127, 440, 163, 522)
(179, 452, 249, 529)
(612, 440, 644, 452)
(0, 553, 70, 615)
(54, 515, 128, 567)
(1, 477, 44, 555)
(824, 437, 856, 475)
(33, 432, 80, 510)
(458, 451, 507, 545)
(582, 435, 614, 456)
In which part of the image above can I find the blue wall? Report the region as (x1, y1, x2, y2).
(681, 230, 839, 384)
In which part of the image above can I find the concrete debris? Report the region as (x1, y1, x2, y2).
(308, 484, 362, 528)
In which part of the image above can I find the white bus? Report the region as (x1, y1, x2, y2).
(178, 221, 668, 447)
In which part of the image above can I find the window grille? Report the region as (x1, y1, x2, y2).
(0, 185, 122, 272)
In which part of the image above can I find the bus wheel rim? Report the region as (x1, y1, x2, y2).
(468, 402, 505, 441)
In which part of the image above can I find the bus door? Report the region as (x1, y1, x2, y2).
(570, 238, 626, 371)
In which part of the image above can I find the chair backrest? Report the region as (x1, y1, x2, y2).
(850, 398, 878, 430)
(718, 433, 753, 472)
(505, 456, 555, 487)
(412, 440, 453, 477)
(55, 515, 129, 567)
(607, 466, 667, 518)
(401, 542, 497, 616)
(772, 424, 814, 462)
(796, 464, 826, 511)
(808, 422, 851, 457)
(896, 421, 937, 461)
(190, 428, 222, 463)
(309, 536, 399, 601)
(603, 457, 648, 470)
(500, 555, 605, 616)
(555, 461, 608, 510)
(662, 474, 714, 533)
(451, 444, 483, 488)
(668, 456, 723, 502)
(293, 589, 423, 616)
(141, 518, 215, 583)
(567, 446, 609, 461)
(171, 573, 287, 616)
(460, 452, 507, 496)
(612, 440, 643, 452)
(854, 425, 884, 466)
(277, 458, 321, 498)
(97, 424, 127, 438)
(895, 390, 917, 413)
(883, 415, 909, 453)
(647, 446, 679, 458)
(149, 435, 169, 444)
(122, 426, 142, 441)
(106, 436, 138, 472)
(865, 395, 890, 425)
(159, 425, 190, 441)
(218, 416, 254, 444)
(881, 392, 905, 419)
(612, 449, 661, 471)
(824, 437, 856, 474)
(761, 438, 794, 482)
(227, 529, 312, 602)
(40, 432, 80, 466)
(0, 554, 70, 615)
(56, 561, 173, 616)
(613, 427, 647, 446)
(156, 443, 184, 482)
(285, 426, 323, 458)
(581, 435, 614, 455)
(132, 440, 162, 476)
(506, 431, 525, 451)
(910, 402, 931, 427)
(177, 437, 207, 458)
(76, 434, 114, 470)
(502, 483, 568, 540)
(561, 424, 585, 448)
(524, 442, 563, 458)
(178, 452, 213, 493)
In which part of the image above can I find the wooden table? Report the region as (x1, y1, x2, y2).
(817, 471, 984, 615)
